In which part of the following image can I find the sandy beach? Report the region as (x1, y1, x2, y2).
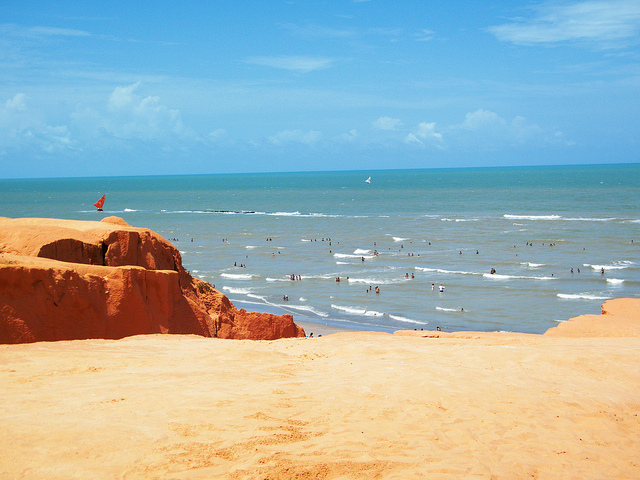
(2, 299, 640, 479)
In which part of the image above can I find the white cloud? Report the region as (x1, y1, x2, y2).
(268, 129, 322, 146)
(373, 116, 402, 130)
(404, 122, 443, 146)
(335, 129, 358, 143)
(413, 29, 435, 42)
(0, 93, 76, 155)
(245, 55, 336, 73)
(27, 26, 90, 38)
(78, 82, 188, 142)
(280, 23, 354, 40)
(108, 82, 140, 110)
(208, 128, 227, 142)
(451, 109, 544, 148)
(5, 93, 27, 111)
(401, 110, 559, 151)
(487, 0, 640, 49)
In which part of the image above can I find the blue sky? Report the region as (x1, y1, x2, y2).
(1, 0, 639, 178)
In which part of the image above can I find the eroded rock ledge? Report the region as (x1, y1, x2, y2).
(0, 216, 305, 343)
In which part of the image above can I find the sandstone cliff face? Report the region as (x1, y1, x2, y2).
(0, 217, 304, 344)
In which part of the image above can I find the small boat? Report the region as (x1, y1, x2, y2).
(365, 176, 371, 184)
(94, 194, 106, 211)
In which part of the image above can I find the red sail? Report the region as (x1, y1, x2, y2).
(94, 194, 106, 210)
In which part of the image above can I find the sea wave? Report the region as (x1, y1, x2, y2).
(331, 305, 386, 317)
(484, 273, 555, 281)
(347, 277, 401, 286)
(564, 217, 615, 222)
(353, 248, 371, 255)
(436, 307, 462, 312)
(585, 261, 635, 271)
(504, 214, 617, 222)
(222, 286, 252, 295)
(334, 253, 374, 260)
(504, 214, 561, 221)
(220, 273, 256, 280)
(389, 314, 424, 325)
(557, 293, 610, 300)
(440, 218, 478, 222)
(284, 305, 329, 317)
(521, 262, 545, 268)
(416, 267, 479, 276)
(606, 278, 625, 285)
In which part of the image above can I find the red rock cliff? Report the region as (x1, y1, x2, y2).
(0, 217, 305, 343)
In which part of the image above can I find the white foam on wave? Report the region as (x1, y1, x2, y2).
(557, 293, 610, 300)
(392, 236, 409, 242)
(564, 217, 615, 222)
(265, 277, 289, 282)
(284, 305, 329, 317)
(353, 248, 371, 255)
(331, 305, 386, 317)
(585, 261, 634, 271)
(389, 314, 424, 325)
(123, 208, 137, 212)
(440, 218, 478, 222)
(521, 262, 544, 268)
(222, 286, 252, 295)
(416, 267, 479, 276)
(334, 253, 374, 260)
(245, 245, 258, 250)
(503, 214, 561, 221)
(484, 273, 554, 281)
(347, 277, 398, 286)
(607, 278, 625, 285)
(436, 307, 461, 313)
(220, 273, 255, 280)
(266, 211, 310, 217)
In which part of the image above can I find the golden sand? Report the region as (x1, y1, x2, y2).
(1, 299, 639, 479)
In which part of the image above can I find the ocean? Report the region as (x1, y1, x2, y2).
(1, 164, 639, 334)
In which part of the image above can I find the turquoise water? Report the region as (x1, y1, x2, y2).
(1, 164, 639, 334)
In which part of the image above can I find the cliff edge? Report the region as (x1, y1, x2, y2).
(0, 216, 305, 343)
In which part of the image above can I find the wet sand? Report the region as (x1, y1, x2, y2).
(1, 299, 639, 479)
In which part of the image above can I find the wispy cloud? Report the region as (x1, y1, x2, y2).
(449, 109, 544, 149)
(413, 29, 435, 42)
(373, 116, 402, 130)
(487, 0, 640, 49)
(268, 129, 322, 146)
(245, 55, 336, 73)
(279, 23, 354, 40)
(0, 23, 90, 38)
